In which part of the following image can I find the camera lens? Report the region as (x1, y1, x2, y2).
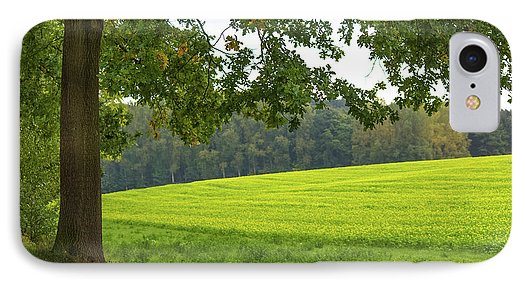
(459, 45, 487, 73)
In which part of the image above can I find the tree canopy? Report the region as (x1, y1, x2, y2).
(99, 19, 511, 143)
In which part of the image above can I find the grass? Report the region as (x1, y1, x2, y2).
(101, 155, 511, 262)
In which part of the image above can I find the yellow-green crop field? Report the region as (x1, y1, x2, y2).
(102, 155, 511, 262)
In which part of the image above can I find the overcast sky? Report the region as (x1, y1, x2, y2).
(201, 19, 510, 110)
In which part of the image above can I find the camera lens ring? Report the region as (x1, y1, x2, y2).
(459, 45, 487, 73)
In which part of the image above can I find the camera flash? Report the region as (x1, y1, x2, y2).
(466, 95, 481, 110)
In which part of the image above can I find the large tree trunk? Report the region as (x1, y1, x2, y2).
(52, 20, 105, 262)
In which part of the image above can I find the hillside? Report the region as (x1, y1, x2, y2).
(102, 155, 512, 262)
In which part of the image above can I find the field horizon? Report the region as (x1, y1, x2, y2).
(100, 155, 511, 263)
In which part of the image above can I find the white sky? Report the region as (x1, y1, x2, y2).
(201, 19, 511, 110)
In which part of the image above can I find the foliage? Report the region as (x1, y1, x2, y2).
(100, 20, 225, 145)
(97, 19, 514, 145)
(345, 19, 512, 112)
(99, 97, 139, 160)
(20, 20, 62, 242)
(101, 155, 511, 262)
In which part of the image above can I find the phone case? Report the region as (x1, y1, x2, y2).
(20, 19, 511, 263)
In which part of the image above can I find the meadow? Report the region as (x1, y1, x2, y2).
(102, 155, 511, 262)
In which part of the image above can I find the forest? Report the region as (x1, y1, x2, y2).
(101, 103, 512, 193)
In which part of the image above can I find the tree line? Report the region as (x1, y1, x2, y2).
(101, 103, 512, 193)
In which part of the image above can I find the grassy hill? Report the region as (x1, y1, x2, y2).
(102, 155, 511, 262)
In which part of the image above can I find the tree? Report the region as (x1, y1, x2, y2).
(52, 20, 105, 262)
(21, 20, 138, 258)
(271, 135, 291, 172)
(429, 107, 470, 159)
(22, 19, 511, 262)
(392, 108, 433, 162)
(214, 127, 240, 178)
(291, 109, 315, 170)
(169, 138, 184, 183)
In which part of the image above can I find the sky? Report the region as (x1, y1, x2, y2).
(201, 19, 511, 110)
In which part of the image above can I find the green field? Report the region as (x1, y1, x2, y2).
(102, 155, 511, 262)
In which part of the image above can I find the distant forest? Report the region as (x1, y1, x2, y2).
(101, 101, 512, 193)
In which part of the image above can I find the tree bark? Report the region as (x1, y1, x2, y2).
(52, 20, 105, 262)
